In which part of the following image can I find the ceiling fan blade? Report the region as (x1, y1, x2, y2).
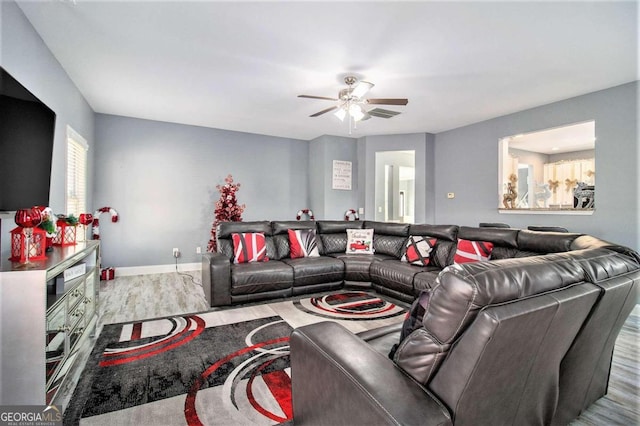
(298, 95, 339, 101)
(368, 108, 401, 119)
(351, 81, 374, 98)
(366, 98, 409, 106)
(310, 106, 339, 117)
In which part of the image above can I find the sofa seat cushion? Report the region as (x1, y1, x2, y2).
(282, 256, 344, 287)
(370, 260, 431, 295)
(357, 323, 403, 356)
(330, 253, 393, 282)
(230, 260, 293, 296)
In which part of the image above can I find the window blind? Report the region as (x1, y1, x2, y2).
(66, 126, 88, 216)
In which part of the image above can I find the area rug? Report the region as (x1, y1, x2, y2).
(64, 291, 406, 426)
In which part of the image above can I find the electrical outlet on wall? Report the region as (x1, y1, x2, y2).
(196, 246, 201, 254)
(173, 248, 180, 258)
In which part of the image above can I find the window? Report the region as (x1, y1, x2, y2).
(66, 126, 88, 216)
(498, 121, 595, 214)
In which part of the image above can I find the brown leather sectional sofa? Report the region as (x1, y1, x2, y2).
(202, 219, 639, 425)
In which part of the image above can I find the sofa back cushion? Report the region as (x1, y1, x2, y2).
(394, 251, 587, 385)
(407, 224, 459, 267)
(364, 221, 410, 257)
(271, 221, 316, 259)
(317, 220, 364, 254)
(217, 221, 276, 261)
(429, 283, 600, 425)
(552, 249, 639, 424)
(458, 226, 519, 260)
(517, 229, 582, 253)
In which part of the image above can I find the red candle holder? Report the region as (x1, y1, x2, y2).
(78, 213, 93, 242)
(10, 227, 47, 262)
(52, 219, 77, 246)
(12, 208, 44, 267)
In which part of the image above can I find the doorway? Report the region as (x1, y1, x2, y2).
(375, 151, 415, 223)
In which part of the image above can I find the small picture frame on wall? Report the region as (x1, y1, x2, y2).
(332, 160, 352, 190)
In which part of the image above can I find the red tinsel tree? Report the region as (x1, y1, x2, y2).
(207, 174, 246, 252)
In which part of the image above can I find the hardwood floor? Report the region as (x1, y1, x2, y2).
(570, 304, 639, 425)
(93, 273, 639, 425)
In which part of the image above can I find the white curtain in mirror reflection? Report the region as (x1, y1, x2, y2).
(504, 156, 594, 209)
(543, 159, 595, 208)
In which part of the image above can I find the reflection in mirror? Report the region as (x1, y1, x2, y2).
(499, 121, 595, 211)
(375, 151, 415, 223)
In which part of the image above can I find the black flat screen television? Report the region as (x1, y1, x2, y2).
(0, 67, 56, 212)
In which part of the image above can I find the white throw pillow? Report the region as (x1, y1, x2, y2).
(346, 228, 375, 254)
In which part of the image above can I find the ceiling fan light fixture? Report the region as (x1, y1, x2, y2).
(298, 76, 406, 129)
(349, 105, 365, 122)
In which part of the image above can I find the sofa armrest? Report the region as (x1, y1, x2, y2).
(201, 252, 231, 306)
(290, 321, 452, 426)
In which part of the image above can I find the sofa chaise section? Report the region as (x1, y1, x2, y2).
(204, 220, 294, 305)
(290, 247, 640, 425)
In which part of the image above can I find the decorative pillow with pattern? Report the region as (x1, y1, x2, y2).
(401, 236, 437, 266)
(346, 228, 374, 254)
(453, 239, 494, 264)
(389, 290, 431, 359)
(288, 229, 320, 259)
(232, 232, 269, 264)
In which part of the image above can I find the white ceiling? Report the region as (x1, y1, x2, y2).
(16, 1, 638, 141)
(505, 120, 595, 155)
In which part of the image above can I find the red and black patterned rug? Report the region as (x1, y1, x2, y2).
(64, 291, 405, 425)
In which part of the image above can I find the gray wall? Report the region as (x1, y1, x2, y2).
(309, 135, 358, 220)
(434, 82, 638, 250)
(94, 114, 309, 267)
(0, 1, 95, 256)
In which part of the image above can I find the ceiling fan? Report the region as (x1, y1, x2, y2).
(298, 76, 408, 130)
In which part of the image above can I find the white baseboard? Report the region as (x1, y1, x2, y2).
(112, 262, 202, 277)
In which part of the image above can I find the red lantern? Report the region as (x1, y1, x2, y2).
(9, 227, 47, 262)
(52, 219, 77, 246)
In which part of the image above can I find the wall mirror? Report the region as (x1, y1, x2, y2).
(375, 150, 415, 223)
(498, 121, 595, 212)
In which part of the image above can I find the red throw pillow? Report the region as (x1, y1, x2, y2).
(454, 239, 494, 264)
(232, 232, 268, 264)
(288, 229, 320, 259)
(401, 236, 437, 266)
